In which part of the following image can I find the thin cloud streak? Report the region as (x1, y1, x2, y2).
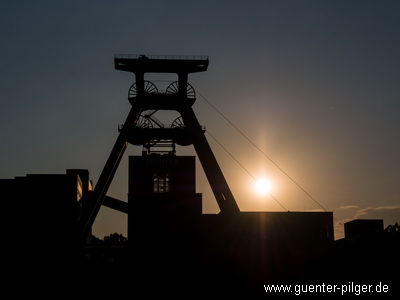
(354, 206, 400, 220)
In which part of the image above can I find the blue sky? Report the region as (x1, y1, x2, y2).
(1, 0, 399, 239)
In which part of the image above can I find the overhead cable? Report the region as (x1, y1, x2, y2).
(196, 89, 330, 213)
(206, 130, 287, 211)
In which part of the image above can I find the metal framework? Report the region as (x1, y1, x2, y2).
(78, 54, 239, 242)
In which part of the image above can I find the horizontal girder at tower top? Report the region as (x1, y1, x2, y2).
(114, 54, 209, 74)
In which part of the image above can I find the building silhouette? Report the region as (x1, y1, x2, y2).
(126, 149, 333, 295)
(1, 169, 91, 268)
(344, 219, 384, 239)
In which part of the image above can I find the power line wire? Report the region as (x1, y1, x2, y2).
(196, 89, 331, 214)
(206, 130, 287, 211)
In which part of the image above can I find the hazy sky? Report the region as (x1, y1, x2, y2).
(1, 1, 399, 239)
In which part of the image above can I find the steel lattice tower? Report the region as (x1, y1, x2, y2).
(78, 54, 239, 242)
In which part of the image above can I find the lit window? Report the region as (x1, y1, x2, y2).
(153, 172, 170, 193)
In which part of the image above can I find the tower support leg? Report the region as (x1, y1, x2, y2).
(180, 106, 240, 214)
(79, 106, 142, 242)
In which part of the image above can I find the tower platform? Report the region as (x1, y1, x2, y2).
(114, 54, 209, 74)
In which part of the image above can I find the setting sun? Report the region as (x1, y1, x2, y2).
(254, 178, 272, 196)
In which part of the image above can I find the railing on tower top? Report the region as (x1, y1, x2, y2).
(114, 54, 209, 60)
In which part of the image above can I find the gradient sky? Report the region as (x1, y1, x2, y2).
(1, 1, 399, 240)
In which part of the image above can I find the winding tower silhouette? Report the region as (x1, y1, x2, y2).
(79, 54, 239, 242)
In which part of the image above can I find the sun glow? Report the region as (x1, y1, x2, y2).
(254, 178, 272, 196)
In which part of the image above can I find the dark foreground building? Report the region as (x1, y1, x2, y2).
(1, 159, 398, 298)
(0, 169, 91, 267)
(1, 161, 397, 299)
(126, 153, 334, 297)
